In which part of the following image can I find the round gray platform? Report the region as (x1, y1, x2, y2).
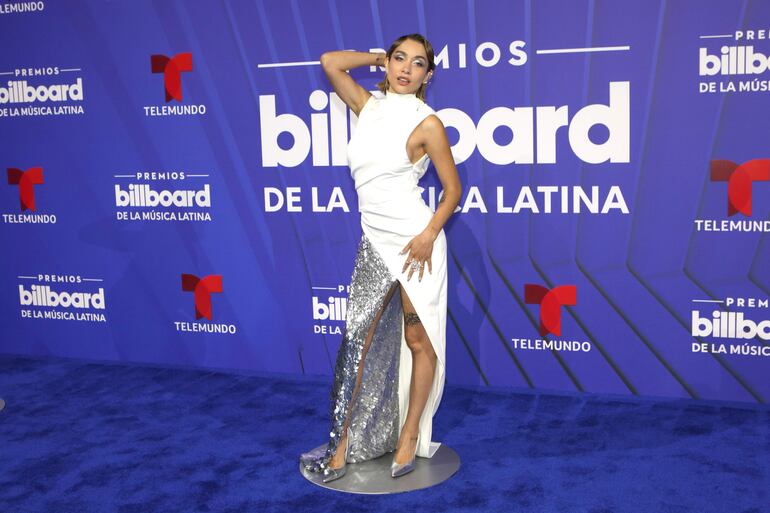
(299, 444, 460, 494)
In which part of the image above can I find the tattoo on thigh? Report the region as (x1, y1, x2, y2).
(404, 312, 422, 326)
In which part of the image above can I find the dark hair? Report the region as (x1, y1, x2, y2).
(376, 33, 435, 101)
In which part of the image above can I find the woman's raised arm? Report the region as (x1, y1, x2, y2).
(319, 51, 385, 116)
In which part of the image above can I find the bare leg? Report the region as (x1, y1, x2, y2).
(394, 285, 437, 465)
(328, 282, 399, 469)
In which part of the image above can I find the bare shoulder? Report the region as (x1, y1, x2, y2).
(417, 113, 448, 145)
(419, 113, 444, 132)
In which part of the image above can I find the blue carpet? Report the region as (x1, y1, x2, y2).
(0, 353, 767, 513)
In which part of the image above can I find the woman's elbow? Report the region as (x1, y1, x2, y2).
(319, 52, 334, 70)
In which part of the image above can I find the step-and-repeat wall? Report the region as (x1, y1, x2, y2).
(1, 0, 768, 403)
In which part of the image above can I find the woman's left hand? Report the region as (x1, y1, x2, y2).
(401, 227, 438, 282)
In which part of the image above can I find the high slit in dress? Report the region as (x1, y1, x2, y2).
(301, 91, 447, 473)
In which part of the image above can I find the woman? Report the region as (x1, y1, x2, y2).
(300, 33, 461, 483)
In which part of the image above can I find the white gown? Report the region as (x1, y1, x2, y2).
(347, 90, 447, 459)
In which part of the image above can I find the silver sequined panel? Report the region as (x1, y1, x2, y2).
(347, 273, 402, 462)
(300, 234, 402, 472)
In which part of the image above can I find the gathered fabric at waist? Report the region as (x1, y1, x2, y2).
(356, 176, 424, 209)
(358, 188, 433, 239)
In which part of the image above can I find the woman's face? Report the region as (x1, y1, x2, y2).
(385, 39, 432, 94)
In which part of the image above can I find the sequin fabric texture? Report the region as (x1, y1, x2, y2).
(300, 234, 403, 474)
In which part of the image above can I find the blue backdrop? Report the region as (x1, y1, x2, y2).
(1, 0, 768, 403)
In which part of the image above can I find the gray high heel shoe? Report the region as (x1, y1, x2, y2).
(322, 427, 352, 483)
(390, 435, 418, 478)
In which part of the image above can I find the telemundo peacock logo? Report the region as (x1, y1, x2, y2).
(511, 284, 592, 354)
(174, 273, 237, 335)
(693, 159, 770, 233)
(3, 166, 57, 224)
(144, 52, 206, 117)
